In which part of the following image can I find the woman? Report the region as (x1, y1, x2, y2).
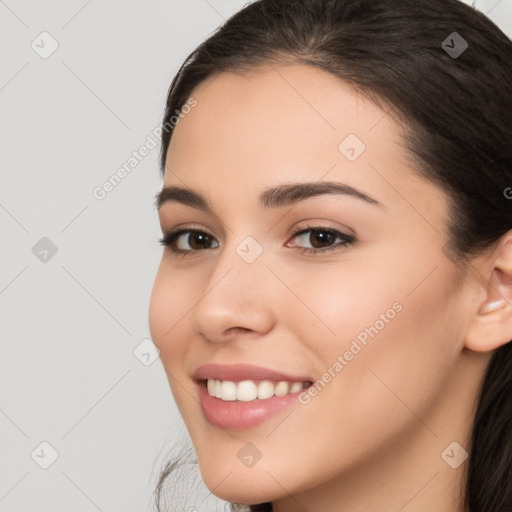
(148, 0, 512, 510)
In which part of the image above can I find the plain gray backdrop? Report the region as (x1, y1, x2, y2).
(1, 0, 511, 511)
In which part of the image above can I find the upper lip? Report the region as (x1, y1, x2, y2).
(192, 363, 313, 383)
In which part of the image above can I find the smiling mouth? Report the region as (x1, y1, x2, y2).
(202, 378, 313, 402)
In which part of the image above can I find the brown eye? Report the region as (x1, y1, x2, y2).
(159, 229, 219, 253)
(286, 227, 355, 254)
(308, 230, 336, 248)
(185, 232, 215, 250)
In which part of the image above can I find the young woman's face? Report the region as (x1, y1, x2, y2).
(149, 63, 477, 506)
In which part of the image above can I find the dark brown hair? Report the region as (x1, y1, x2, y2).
(155, 1, 512, 510)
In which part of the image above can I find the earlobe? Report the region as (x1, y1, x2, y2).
(464, 234, 512, 353)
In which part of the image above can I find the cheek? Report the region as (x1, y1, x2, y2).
(148, 263, 190, 363)
(313, 262, 460, 432)
(293, 238, 449, 356)
(149, 269, 200, 424)
(287, 249, 460, 429)
(277, 255, 403, 350)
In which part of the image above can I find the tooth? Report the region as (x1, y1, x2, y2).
(289, 382, 304, 393)
(214, 380, 222, 398)
(221, 380, 237, 401)
(274, 381, 290, 397)
(207, 378, 308, 401)
(236, 380, 258, 401)
(257, 380, 275, 399)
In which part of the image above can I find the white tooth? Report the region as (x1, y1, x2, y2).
(274, 381, 290, 397)
(214, 380, 222, 398)
(257, 380, 275, 399)
(236, 380, 258, 401)
(290, 382, 304, 393)
(221, 381, 237, 401)
(207, 379, 215, 396)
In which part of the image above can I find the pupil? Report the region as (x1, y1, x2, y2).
(190, 233, 211, 249)
(311, 230, 334, 248)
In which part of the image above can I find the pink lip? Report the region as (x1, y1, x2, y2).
(196, 380, 309, 429)
(192, 363, 312, 382)
(192, 363, 313, 429)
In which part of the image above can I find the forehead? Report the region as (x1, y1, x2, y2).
(164, 62, 446, 220)
(167, 62, 400, 165)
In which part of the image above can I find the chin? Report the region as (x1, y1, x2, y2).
(198, 460, 284, 505)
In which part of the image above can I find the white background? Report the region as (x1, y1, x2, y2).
(1, 0, 511, 511)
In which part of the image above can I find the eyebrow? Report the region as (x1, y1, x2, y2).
(154, 181, 382, 212)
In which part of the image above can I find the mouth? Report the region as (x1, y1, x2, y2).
(192, 362, 315, 429)
(202, 378, 313, 402)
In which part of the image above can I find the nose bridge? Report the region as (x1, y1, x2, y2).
(192, 233, 275, 340)
(211, 229, 271, 292)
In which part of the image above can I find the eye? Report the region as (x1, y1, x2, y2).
(286, 226, 355, 254)
(158, 225, 355, 256)
(159, 229, 219, 254)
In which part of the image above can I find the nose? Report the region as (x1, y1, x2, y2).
(192, 242, 277, 343)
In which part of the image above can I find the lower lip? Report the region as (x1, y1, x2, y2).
(196, 380, 307, 429)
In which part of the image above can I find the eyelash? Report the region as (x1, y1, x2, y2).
(158, 224, 355, 256)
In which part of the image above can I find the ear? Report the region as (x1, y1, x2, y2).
(465, 231, 512, 352)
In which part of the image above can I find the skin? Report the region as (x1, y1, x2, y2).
(149, 62, 512, 512)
